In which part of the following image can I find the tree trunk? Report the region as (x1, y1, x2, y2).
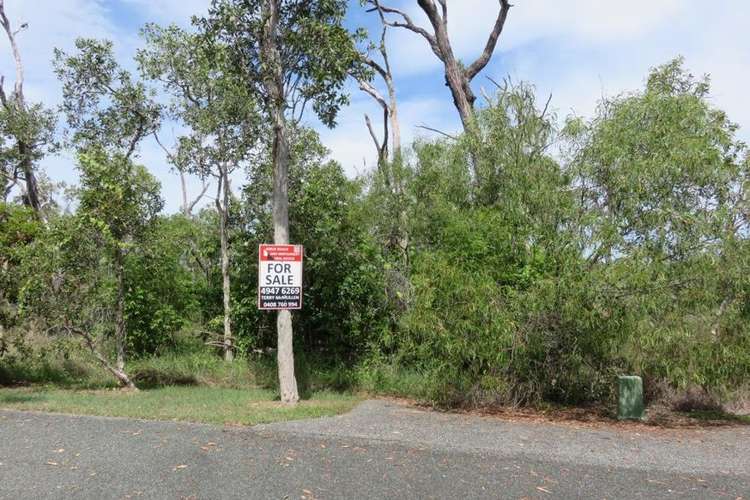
(114, 246, 126, 373)
(17, 142, 42, 217)
(219, 167, 233, 362)
(443, 58, 476, 135)
(180, 169, 189, 217)
(387, 79, 401, 161)
(0, 2, 43, 220)
(69, 324, 136, 390)
(261, 0, 299, 405)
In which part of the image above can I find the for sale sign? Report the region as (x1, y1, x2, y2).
(258, 244, 303, 310)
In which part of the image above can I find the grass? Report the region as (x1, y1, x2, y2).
(0, 385, 360, 426)
(0, 347, 361, 426)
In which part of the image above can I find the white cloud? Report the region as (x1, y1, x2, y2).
(2, 0, 749, 214)
(382, 0, 684, 77)
(121, 0, 208, 26)
(0, 0, 122, 102)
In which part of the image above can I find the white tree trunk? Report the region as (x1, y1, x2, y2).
(0, 1, 42, 219)
(262, 0, 299, 404)
(216, 169, 234, 362)
(114, 246, 126, 372)
(69, 324, 137, 390)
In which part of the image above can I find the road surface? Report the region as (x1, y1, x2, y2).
(1, 400, 748, 499)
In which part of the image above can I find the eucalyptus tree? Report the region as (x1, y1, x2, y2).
(0, 0, 57, 217)
(201, 0, 361, 403)
(138, 24, 261, 362)
(53, 38, 162, 377)
(16, 150, 162, 390)
(77, 148, 163, 387)
(564, 59, 750, 388)
(565, 58, 749, 266)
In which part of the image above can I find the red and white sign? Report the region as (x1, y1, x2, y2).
(258, 244, 303, 310)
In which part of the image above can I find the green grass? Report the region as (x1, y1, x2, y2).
(0, 385, 360, 426)
(0, 349, 362, 425)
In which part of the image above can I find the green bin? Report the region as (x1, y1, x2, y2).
(618, 375, 644, 420)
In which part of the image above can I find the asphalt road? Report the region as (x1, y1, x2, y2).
(1, 400, 748, 499)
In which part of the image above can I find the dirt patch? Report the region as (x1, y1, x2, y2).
(375, 396, 750, 432)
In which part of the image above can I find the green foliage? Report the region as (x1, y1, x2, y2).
(361, 62, 750, 407)
(201, 0, 361, 127)
(5, 46, 750, 415)
(77, 148, 163, 246)
(234, 128, 388, 358)
(0, 99, 57, 198)
(138, 23, 260, 177)
(0, 203, 40, 329)
(561, 58, 750, 398)
(124, 216, 204, 356)
(17, 214, 112, 340)
(53, 38, 161, 153)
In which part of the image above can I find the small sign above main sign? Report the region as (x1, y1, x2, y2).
(258, 244, 303, 310)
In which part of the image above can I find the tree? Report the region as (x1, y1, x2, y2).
(53, 38, 162, 378)
(138, 23, 261, 361)
(203, 0, 361, 403)
(564, 58, 750, 395)
(236, 128, 388, 361)
(76, 148, 163, 385)
(565, 58, 748, 265)
(53, 38, 161, 159)
(352, 3, 401, 168)
(0, 202, 40, 354)
(0, 0, 57, 217)
(365, 0, 510, 134)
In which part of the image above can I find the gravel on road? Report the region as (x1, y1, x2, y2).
(1, 400, 748, 499)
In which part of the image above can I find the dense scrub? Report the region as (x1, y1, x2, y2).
(2, 59, 749, 410)
(358, 61, 750, 408)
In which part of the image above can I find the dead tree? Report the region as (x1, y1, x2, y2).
(367, 0, 511, 134)
(354, 4, 413, 288)
(0, 0, 42, 217)
(354, 3, 402, 171)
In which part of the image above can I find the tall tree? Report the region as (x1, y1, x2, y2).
(366, 0, 510, 134)
(138, 24, 260, 361)
(0, 0, 56, 217)
(202, 0, 360, 403)
(54, 38, 161, 375)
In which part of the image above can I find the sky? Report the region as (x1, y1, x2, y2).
(1, 0, 749, 213)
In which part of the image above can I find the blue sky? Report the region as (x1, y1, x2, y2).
(2, 0, 749, 213)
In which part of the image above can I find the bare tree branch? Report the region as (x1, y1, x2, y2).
(154, 131, 210, 216)
(465, 0, 511, 80)
(368, 0, 512, 139)
(0, 0, 24, 102)
(364, 113, 382, 156)
(186, 177, 210, 215)
(416, 124, 457, 140)
(366, 0, 442, 59)
(59, 324, 137, 390)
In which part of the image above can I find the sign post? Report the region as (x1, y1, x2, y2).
(258, 244, 303, 310)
